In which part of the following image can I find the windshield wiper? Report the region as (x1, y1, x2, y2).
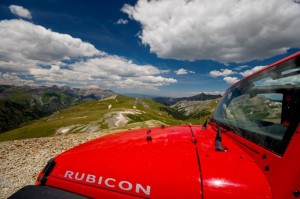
(203, 117, 227, 151)
(215, 121, 227, 152)
(202, 117, 210, 130)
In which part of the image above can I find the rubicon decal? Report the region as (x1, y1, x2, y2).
(64, 170, 151, 196)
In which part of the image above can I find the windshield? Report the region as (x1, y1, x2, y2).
(213, 55, 300, 155)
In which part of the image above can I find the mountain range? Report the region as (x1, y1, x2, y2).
(0, 85, 115, 133)
(0, 85, 221, 141)
(153, 93, 222, 106)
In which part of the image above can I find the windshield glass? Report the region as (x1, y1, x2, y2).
(213, 55, 300, 155)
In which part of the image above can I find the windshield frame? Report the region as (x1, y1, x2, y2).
(212, 53, 300, 155)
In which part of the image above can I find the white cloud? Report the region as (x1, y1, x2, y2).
(69, 56, 177, 89)
(0, 73, 36, 86)
(175, 69, 188, 75)
(0, 19, 101, 72)
(116, 18, 128, 25)
(235, 65, 249, 71)
(123, 0, 300, 62)
(71, 56, 162, 77)
(240, 65, 266, 77)
(223, 76, 239, 84)
(175, 68, 195, 75)
(0, 19, 176, 91)
(26, 55, 177, 90)
(209, 69, 236, 77)
(9, 5, 32, 19)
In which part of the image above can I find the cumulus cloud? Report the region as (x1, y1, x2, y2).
(223, 77, 239, 84)
(71, 56, 162, 77)
(175, 68, 195, 75)
(235, 65, 249, 71)
(20, 55, 177, 90)
(240, 65, 266, 77)
(9, 5, 32, 19)
(123, 0, 300, 62)
(209, 69, 236, 77)
(0, 73, 36, 86)
(69, 56, 177, 89)
(0, 19, 101, 72)
(0, 19, 176, 91)
(116, 18, 128, 25)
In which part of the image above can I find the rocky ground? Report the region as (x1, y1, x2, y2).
(0, 131, 115, 199)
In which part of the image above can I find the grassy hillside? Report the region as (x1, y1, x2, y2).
(153, 93, 221, 106)
(0, 96, 204, 142)
(0, 85, 115, 133)
(170, 98, 220, 123)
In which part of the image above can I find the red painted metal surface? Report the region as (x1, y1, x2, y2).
(44, 124, 275, 199)
(222, 124, 300, 199)
(192, 126, 272, 199)
(46, 126, 202, 198)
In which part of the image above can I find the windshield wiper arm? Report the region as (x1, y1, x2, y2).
(215, 121, 227, 152)
(202, 117, 210, 130)
(204, 117, 227, 151)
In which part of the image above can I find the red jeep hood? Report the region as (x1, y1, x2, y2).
(47, 125, 272, 198)
(48, 126, 202, 198)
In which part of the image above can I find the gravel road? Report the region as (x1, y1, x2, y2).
(0, 131, 111, 199)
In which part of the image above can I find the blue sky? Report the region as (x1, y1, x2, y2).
(0, 0, 299, 97)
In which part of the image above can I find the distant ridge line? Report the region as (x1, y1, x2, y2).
(153, 93, 222, 106)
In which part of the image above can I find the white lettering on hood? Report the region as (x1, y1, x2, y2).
(63, 170, 151, 196)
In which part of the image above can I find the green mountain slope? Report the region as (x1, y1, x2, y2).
(0, 95, 202, 142)
(153, 93, 221, 106)
(170, 98, 221, 123)
(0, 85, 115, 133)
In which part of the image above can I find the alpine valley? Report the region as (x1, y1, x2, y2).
(0, 85, 221, 142)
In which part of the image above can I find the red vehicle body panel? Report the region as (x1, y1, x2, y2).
(46, 126, 203, 198)
(222, 124, 300, 199)
(30, 51, 300, 199)
(191, 126, 272, 199)
(42, 124, 276, 198)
